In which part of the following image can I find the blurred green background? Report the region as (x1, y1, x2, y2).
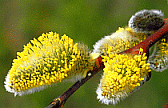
(1, 0, 168, 108)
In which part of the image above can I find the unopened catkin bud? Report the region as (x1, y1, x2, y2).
(129, 9, 164, 33)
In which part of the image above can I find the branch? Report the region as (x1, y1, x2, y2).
(120, 18, 168, 56)
(46, 56, 104, 108)
(46, 18, 168, 108)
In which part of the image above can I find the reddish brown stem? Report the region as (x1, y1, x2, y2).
(120, 18, 168, 56)
(45, 57, 104, 108)
(46, 18, 168, 108)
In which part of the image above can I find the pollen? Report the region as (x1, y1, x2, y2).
(147, 37, 168, 72)
(93, 27, 137, 55)
(92, 27, 153, 57)
(4, 32, 95, 96)
(126, 27, 154, 43)
(96, 47, 151, 105)
(158, 38, 168, 56)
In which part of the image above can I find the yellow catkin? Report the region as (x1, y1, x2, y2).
(126, 26, 168, 72)
(125, 27, 154, 43)
(157, 38, 168, 56)
(127, 26, 168, 72)
(4, 32, 95, 96)
(92, 27, 153, 58)
(96, 48, 151, 105)
(147, 37, 168, 72)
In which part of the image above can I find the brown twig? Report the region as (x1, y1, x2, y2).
(46, 18, 168, 108)
(120, 18, 168, 56)
(45, 56, 104, 108)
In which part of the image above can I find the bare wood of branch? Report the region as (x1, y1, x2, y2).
(46, 18, 168, 108)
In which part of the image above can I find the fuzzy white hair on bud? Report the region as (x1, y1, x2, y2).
(129, 9, 164, 33)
